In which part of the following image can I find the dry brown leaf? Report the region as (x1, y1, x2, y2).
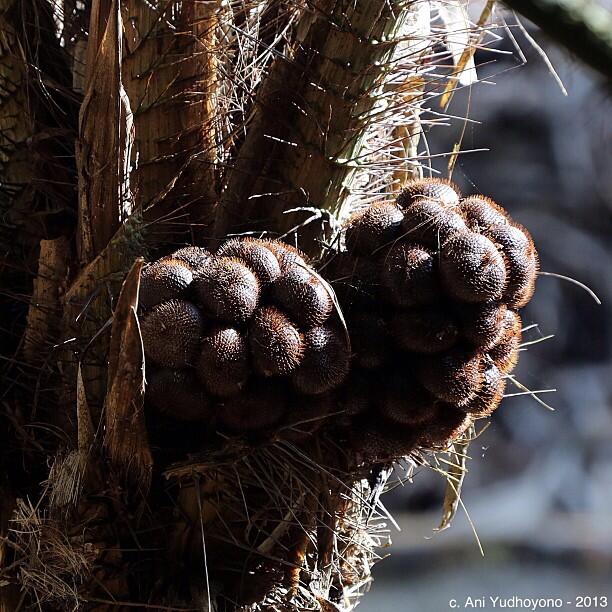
(76, 0, 133, 263)
(103, 257, 152, 496)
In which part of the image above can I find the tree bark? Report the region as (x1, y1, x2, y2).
(213, 0, 418, 255)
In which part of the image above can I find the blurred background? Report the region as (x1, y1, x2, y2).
(362, 11, 612, 611)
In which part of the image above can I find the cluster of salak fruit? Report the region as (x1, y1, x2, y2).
(139, 238, 350, 434)
(139, 179, 538, 459)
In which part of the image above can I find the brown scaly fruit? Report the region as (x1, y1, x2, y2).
(401, 198, 468, 248)
(141, 240, 349, 435)
(169, 246, 212, 270)
(292, 324, 350, 395)
(489, 309, 522, 373)
(334, 178, 538, 458)
(439, 233, 507, 303)
(216, 238, 281, 284)
(197, 326, 250, 397)
(351, 419, 421, 463)
(460, 361, 506, 418)
(140, 299, 203, 368)
(261, 239, 309, 271)
(344, 201, 404, 256)
(139, 258, 193, 309)
(485, 223, 538, 308)
(418, 349, 484, 406)
(249, 306, 304, 377)
(195, 256, 261, 323)
(396, 177, 461, 209)
(457, 301, 507, 350)
(460, 195, 509, 231)
(273, 265, 333, 328)
(418, 406, 472, 448)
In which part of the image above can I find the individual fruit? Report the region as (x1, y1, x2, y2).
(292, 324, 350, 395)
(396, 177, 461, 209)
(140, 299, 203, 368)
(457, 301, 507, 350)
(139, 258, 193, 309)
(197, 327, 250, 397)
(169, 246, 211, 270)
(460, 195, 508, 231)
(401, 198, 468, 248)
(439, 233, 506, 303)
(273, 265, 333, 327)
(195, 257, 261, 323)
(216, 238, 281, 284)
(249, 306, 304, 377)
(418, 349, 484, 405)
(344, 202, 404, 255)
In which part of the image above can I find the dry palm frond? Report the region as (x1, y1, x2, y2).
(162, 434, 398, 610)
(7, 498, 95, 610)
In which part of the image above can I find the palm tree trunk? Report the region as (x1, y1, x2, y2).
(0, 1, 437, 608)
(214, 0, 421, 255)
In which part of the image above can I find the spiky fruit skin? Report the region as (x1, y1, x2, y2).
(460, 362, 506, 417)
(351, 419, 421, 463)
(216, 238, 281, 284)
(197, 327, 250, 397)
(397, 178, 461, 209)
(249, 306, 304, 376)
(439, 233, 507, 303)
(460, 195, 509, 232)
(169, 246, 211, 270)
(138, 188, 536, 455)
(489, 310, 522, 373)
(195, 257, 261, 323)
(401, 198, 468, 248)
(336, 179, 538, 458)
(292, 325, 349, 395)
(140, 240, 349, 433)
(485, 223, 538, 308)
(261, 240, 308, 271)
(140, 299, 203, 368)
(457, 301, 507, 350)
(139, 258, 193, 309)
(419, 349, 484, 405)
(344, 201, 404, 255)
(273, 265, 333, 327)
